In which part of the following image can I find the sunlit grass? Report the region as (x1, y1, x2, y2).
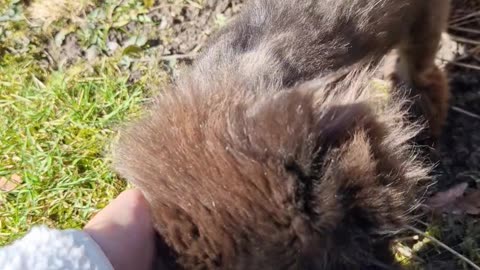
(0, 54, 149, 244)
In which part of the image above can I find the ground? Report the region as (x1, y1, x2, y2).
(0, 0, 479, 269)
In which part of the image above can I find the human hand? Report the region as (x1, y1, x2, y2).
(84, 189, 156, 270)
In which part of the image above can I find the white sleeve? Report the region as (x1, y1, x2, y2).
(0, 226, 114, 270)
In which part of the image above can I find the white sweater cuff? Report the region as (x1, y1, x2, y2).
(0, 226, 114, 270)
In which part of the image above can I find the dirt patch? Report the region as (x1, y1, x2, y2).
(436, 0, 480, 190)
(438, 68, 480, 189)
(104, 0, 242, 56)
(144, 0, 243, 55)
(34, 0, 245, 80)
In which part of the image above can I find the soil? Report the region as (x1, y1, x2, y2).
(439, 67, 480, 189)
(438, 0, 480, 192)
(109, 0, 244, 56)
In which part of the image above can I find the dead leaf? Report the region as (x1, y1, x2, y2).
(425, 182, 468, 209)
(0, 174, 22, 192)
(457, 190, 480, 215)
(11, 174, 21, 183)
(425, 183, 480, 216)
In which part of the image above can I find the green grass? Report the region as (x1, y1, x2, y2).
(0, 0, 479, 268)
(0, 53, 149, 244)
(0, 0, 174, 245)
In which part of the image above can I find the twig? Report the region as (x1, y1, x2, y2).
(160, 43, 203, 61)
(451, 106, 480, 121)
(406, 225, 480, 270)
(113, 0, 127, 12)
(413, 218, 430, 227)
(160, 52, 199, 61)
(147, 4, 175, 13)
(147, 2, 203, 14)
(451, 18, 480, 28)
(450, 11, 480, 25)
(31, 75, 46, 89)
(449, 25, 480, 35)
(438, 56, 480, 71)
(446, 60, 480, 71)
(107, 0, 127, 24)
(471, 46, 480, 55)
(43, 50, 58, 68)
(449, 35, 480, 46)
(77, 77, 105, 83)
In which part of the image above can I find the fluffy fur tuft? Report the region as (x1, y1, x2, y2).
(114, 69, 429, 269)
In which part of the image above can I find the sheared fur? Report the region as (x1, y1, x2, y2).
(113, 0, 450, 269)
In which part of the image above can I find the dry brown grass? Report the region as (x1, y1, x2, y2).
(26, 0, 92, 28)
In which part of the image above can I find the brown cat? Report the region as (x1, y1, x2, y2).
(113, 0, 451, 269)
